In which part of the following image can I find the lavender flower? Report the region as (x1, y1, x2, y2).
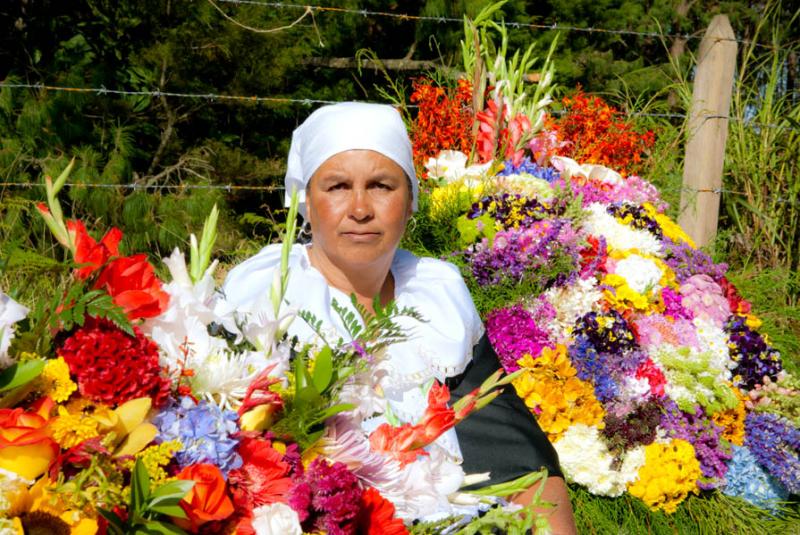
(152, 396, 242, 476)
(745, 412, 800, 494)
(661, 401, 730, 490)
(662, 237, 728, 283)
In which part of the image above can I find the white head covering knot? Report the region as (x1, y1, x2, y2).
(284, 102, 418, 218)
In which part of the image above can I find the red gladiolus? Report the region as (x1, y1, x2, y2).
(95, 254, 169, 320)
(67, 220, 123, 280)
(356, 487, 408, 535)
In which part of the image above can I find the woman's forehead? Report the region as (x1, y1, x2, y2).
(311, 150, 407, 179)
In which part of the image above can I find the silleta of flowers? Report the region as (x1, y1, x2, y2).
(421, 117, 798, 513)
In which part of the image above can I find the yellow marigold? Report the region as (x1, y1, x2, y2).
(123, 440, 182, 486)
(711, 387, 747, 446)
(628, 439, 701, 513)
(35, 357, 77, 403)
(513, 345, 605, 441)
(51, 406, 99, 449)
(642, 203, 697, 248)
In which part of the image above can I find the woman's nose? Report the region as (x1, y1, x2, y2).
(348, 189, 373, 221)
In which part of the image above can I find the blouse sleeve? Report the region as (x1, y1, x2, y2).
(449, 334, 564, 487)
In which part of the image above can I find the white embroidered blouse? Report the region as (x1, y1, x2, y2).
(222, 243, 484, 460)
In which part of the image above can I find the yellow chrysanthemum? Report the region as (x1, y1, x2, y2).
(602, 273, 658, 313)
(50, 407, 99, 449)
(513, 345, 605, 441)
(35, 357, 77, 403)
(642, 203, 697, 248)
(429, 179, 487, 221)
(711, 387, 747, 446)
(628, 439, 701, 513)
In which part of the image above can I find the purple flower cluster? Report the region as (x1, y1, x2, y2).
(467, 193, 550, 229)
(602, 399, 662, 453)
(467, 219, 578, 286)
(606, 202, 663, 239)
(661, 402, 730, 490)
(661, 287, 694, 320)
(486, 305, 553, 372)
(745, 412, 800, 494)
(726, 315, 783, 389)
(152, 396, 242, 476)
(662, 237, 728, 283)
(568, 336, 619, 402)
(288, 458, 363, 535)
(499, 156, 561, 182)
(572, 311, 638, 355)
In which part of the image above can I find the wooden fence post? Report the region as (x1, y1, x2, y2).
(678, 14, 737, 247)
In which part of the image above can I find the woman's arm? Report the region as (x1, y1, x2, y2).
(512, 476, 577, 535)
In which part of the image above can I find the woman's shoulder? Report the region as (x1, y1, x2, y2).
(222, 243, 307, 307)
(393, 249, 466, 286)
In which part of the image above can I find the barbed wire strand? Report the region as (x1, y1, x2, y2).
(2, 81, 794, 131)
(215, 0, 782, 51)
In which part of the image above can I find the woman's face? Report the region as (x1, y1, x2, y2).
(306, 149, 412, 274)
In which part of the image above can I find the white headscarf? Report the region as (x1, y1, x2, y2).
(284, 102, 419, 218)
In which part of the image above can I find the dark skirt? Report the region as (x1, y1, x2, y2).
(448, 334, 563, 488)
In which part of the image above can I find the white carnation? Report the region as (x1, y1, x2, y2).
(612, 255, 664, 295)
(582, 203, 662, 255)
(554, 424, 645, 497)
(542, 278, 603, 341)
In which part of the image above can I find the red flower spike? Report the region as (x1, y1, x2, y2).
(67, 220, 123, 280)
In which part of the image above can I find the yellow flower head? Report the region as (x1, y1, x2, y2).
(124, 440, 182, 486)
(642, 203, 697, 248)
(35, 357, 77, 403)
(514, 345, 604, 441)
(628, 439, 701, 513)
(711, 386, 747, 446)
(51, 406, 99, 449)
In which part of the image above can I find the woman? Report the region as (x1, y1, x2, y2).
(224, 102, 577, 533)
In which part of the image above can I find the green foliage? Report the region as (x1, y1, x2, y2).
(0, 359, 45, 393)
(99, 459, 194, 535)
(569, 484, 800, 535)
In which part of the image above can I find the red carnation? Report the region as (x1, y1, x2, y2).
(58, 318, 171, 408)
(356, 487, 408, 535)
(95, 254, 169, 320)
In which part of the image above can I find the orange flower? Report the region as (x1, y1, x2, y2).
(0, 397, 58, 479)
(174, 463, 235, 533)
(95, 254, 169, 320)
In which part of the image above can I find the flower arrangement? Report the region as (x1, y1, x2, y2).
(416, 86, 798, 515)
(0, 163, 550, 534)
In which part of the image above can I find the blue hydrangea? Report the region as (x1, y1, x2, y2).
(152, 396, 242, 476)
(498, 156, 561, 182)
(723, 445, 789, 511)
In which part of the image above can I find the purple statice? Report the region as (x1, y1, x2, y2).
(466, 219, 580, 286)
(606, 202, 663, 240)
(467, 193, 550, 229)
(152, 396, 242, 476)
(726, 315, 783, 389)
(662, 237, 728, 283)
(745, 412, 800, 494)
(288, 458, 363, 535)
(723, 445, 790, 511)
(498, 156, 561, 182)
(661, 401, 731, 490)
(487, 305, 553, 372)
(661, 287, 694, 320)
(602, 398, 663, 454)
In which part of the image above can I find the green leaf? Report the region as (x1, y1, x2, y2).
(0, 359, 45, 392)
(148, 504, 188, 519)
(311, 346, 333, 392)
(308, 403, 355, 425)
(136, 520, 189, 535)
(149, 480, 194, 503)
(130, 458, 151, 514)
(97, 508, 126, 535)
